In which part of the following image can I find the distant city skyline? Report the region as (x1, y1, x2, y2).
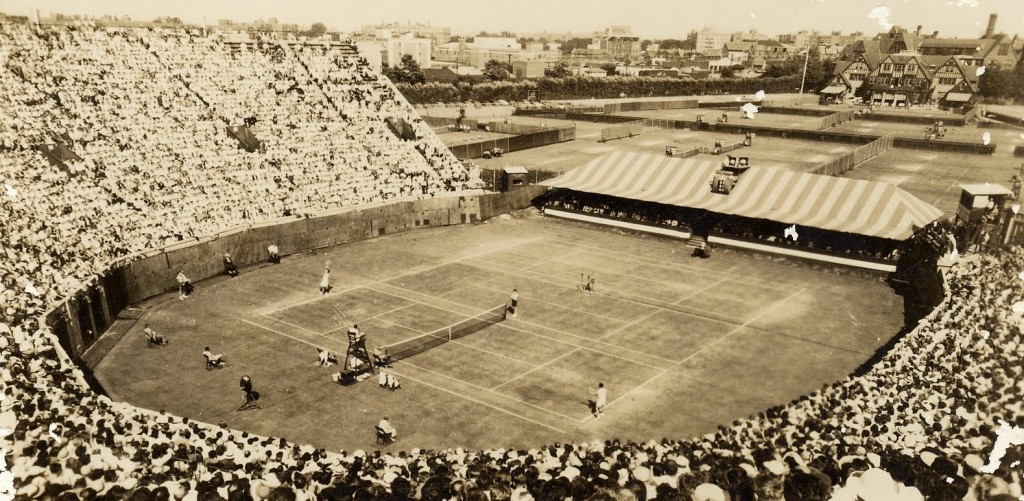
(2, 0, 1022, 39)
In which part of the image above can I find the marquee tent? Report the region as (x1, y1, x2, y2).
(541, 152, 944, 240)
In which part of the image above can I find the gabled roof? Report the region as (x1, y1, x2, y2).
(833, 60, 853, 76)
(952, 56, 981, 85)
(918, 54, 951, 69)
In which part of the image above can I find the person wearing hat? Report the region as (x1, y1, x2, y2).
(238, 375, 260, 411)
(267, 243, 280, 264)
(378, 416, 397, 440)
(223, 253, 238, 277)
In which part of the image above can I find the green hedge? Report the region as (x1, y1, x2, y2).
(396, 75, 803, 104)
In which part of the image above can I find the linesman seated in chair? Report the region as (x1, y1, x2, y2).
(378, 371, 401, 390)
(143, 324, 168, 347)
(373, 345, 392, 367)
(377, 416, 397, 441)
(317, 348, 338, 367)
(267, 243, 280, 264)
(203, 347, 227, 370)
(223, 253, 239, 277)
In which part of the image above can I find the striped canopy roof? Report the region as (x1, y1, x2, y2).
(541, 152, 943, 240)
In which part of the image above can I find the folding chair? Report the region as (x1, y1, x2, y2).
(375, 426, 394, 445)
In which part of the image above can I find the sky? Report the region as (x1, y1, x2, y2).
(1, 0, 1022, 39)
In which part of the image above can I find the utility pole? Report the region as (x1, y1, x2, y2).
(799, 48, 810, 94)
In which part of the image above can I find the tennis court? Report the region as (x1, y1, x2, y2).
(94, 215, 903, 452)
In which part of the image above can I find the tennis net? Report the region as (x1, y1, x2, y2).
(385, 304, 507, 362)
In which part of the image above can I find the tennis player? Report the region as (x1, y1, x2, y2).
(508, 289, 519, 318)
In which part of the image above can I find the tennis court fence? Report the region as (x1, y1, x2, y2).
(384, 304, 507, 362)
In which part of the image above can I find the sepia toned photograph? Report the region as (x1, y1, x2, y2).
(2, 0, 1024, 499)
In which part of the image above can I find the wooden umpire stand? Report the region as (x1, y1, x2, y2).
(501, 166, 529, 192)
(955, 183, 1016, 252)
(337, 328, 375, 386)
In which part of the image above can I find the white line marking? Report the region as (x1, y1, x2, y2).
(396, 360, 579, 426)
(491, 348, 580, 391)
(593, 287, 808, 417)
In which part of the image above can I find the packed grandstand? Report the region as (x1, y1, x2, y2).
(2, 21, 1023, 501)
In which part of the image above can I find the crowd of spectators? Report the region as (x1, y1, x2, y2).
(544, 191, 689, 232)
(541, 189, 901, 261)
(1, 20, 1023, 501)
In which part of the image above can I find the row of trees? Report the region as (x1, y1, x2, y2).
(394, 75, 804, 104)
(978, 66, 1024, 102)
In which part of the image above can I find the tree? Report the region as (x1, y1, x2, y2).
(306, 22, 326, 38)
(483, 59, 512, 81)
(544, 62, 572, 78)
(560, 37, 592, 55)
(761, 48, 830, 90)
(720, 67, 736, 78)
(383, 54, 425, 84)
(658, 39, 689, 50)
(978, 66, 1024, 101)
(599, 63, 618, 76)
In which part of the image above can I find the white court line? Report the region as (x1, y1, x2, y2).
(596, 277, 730, 341)
(584, 287, 807, 421)
(539, 234, 805, 289)
(397, 359, 581, 426)
(448, 338, 541, 368)
(259, 282, 365, 316)
(263, 236, 544, 315)
(366, 284, 674, 368)
(490, 348, 581, 391)
(465, 259, 742, 329)
(241, 317, 568, 433)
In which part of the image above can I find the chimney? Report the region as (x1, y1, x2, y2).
(932, 31, 939, 38)
(916, 25, 922, 37)
(985, 14, 997, 38)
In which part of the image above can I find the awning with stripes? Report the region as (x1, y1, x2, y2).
(943, 92, 973, 102)
(541, 152, 943, 240)
(819, 85, 847, 94)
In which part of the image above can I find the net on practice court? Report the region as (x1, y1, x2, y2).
(385, 304, 507, 362)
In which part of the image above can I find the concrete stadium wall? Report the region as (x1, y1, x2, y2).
(50, 191, 546, 364)
(479, 185, 547, 220)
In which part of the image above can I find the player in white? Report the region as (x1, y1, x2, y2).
(591, 382, 607, 419)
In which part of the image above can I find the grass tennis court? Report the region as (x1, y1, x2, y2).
(93, 214, 902, 452)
